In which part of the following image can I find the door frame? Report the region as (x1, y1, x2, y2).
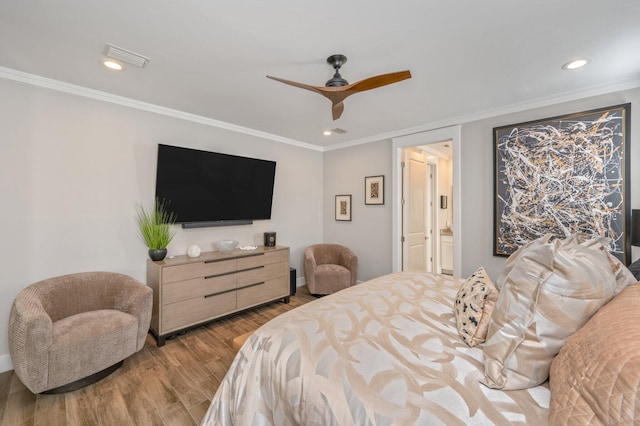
(425, 161, 438, 272)
(392, 125, 462, 277)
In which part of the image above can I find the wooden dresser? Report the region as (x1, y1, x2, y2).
(147, 245, 290, 346)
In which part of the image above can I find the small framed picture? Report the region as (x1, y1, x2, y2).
(365, 175, 384, 205)
(335, 195, 352, 221)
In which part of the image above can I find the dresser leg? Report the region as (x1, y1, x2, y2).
(283, 296, 290, 304)
(156, 335, 166, 347)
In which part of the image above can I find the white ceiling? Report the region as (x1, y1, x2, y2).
(1, 1, 639, 149)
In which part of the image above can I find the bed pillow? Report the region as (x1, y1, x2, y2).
(578, 234, 637, 295)
(454, 267, 499, 347)
(482, 234, 617, 390)
(549, 283, 640, 424)
(629, 259, 640, 281)
(494, 234, 553, 291)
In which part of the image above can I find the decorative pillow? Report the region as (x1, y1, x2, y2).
(482, 234, 617, 390)
(454, 267, 498, 347)
(549, 283, 640, 424)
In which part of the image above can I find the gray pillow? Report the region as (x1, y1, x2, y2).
(628, 259, 640, 281)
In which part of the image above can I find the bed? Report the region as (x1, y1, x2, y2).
(201, 271, 550, 425)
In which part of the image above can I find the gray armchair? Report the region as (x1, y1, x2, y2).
(9, 271, 152, 394)
(304, 244, 358, 295)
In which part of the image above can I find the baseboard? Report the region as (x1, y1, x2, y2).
(0, 353, 13, 373)
(296, 276, 305, 287)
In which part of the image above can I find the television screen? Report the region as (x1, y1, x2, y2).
(155, 144, 276, 226)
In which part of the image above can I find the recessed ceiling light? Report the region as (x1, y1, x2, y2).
(323, 130, 332, 136)
(562, 58, 591, 70)
(103, 60, 123, 71)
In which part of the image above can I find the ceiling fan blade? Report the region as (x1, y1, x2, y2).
(266, 75, 324, 95)
(347, 70, 412, 93)
(332, 102, 345, 120)
(268, 64, 411, 121)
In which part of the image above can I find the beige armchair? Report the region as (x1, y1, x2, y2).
(304, 244, 358, 295)
(9, 272, 152, 394)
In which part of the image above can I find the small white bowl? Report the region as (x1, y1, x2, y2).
(214, 239, 239, 253)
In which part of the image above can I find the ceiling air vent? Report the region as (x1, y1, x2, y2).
(103, 43, 150, 68)
(331, 128, 348, 134)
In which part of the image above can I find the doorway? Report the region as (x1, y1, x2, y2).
(392, 126, 461, 277)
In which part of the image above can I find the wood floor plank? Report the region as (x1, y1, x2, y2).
(117, 378, 164, 426)
(2, 388, 36, 426)
(138, 364, 180, 410)
(0, 285, 314, 425)
(64, 386, 100, 426)
(0, 370, 12, 423)
(188, 399, 213, 425)
(33, 393, 65, 426)
(93, 378, 132, 425)
(161, 401, 197, 426)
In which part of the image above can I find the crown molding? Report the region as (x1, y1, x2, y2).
(0, 66, 323, 152)
(2, 66, 639, 154)
(323, 78, 640, 151)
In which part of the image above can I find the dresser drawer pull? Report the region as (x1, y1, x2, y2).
(204, 270, 235, 280)
(237, 281, 265, 291)
(204, 258, 231, 264)
(241, 253, 264, 259)
(204, 288, 235, 298)
(237, 265, 264, 274)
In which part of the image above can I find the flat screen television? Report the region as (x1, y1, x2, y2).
(155, 144, 277, 228)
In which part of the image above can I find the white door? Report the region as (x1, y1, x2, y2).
(403, 150, 427, 272)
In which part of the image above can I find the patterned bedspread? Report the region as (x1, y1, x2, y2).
(201, 272, 550, 425)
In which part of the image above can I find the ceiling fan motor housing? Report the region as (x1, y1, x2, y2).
(325, 54, 349, 87)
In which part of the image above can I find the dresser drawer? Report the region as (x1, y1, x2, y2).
(236, 249, 288, 270)
(237, 276, 288, 310)
(162, 259, 236, 283)
(162, 290, 236, 332)
(162, 273, 236, 305)
(236, 262, 288, 289)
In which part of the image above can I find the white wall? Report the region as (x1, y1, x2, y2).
(0, 78, 323, 371)
(460, 88, 640, 279)
(322, 88, 640, 286)
(322, 140, 393, 281)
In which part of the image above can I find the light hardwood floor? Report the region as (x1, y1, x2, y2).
(0, 286, 316, 426)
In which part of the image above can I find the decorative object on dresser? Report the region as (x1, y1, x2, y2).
(135, 198, 176, 261)
(147, 245, 290, 346)
(264, 231, 276, 247)
(213, 239, 239, 253)
(187, 244, 201, 258)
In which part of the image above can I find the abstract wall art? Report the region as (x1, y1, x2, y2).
(335, 195, 352, 221)
(365, 175, 384, 205)
(494, 103, 630, 263)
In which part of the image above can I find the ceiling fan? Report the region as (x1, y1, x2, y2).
(267, 54, 411, 120)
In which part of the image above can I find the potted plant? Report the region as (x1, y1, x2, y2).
(135, 198, 177, 261)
